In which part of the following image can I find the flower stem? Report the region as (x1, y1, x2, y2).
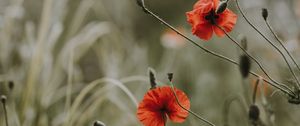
(1, 95, 9, 126)
(169, 82, 216, 126)
(264, 20, 300, 79)
(215, 24, 295, 97)
(135, 0, 296, 97)
(223, 95, 248, 126)
(252, 78, 260, 104)
(235, 0, 300, 89)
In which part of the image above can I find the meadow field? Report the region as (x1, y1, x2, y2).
(1, 0, 300, 126)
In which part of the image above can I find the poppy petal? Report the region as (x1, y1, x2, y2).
(137, 107, 165, 126)
(193, 23, 213, 41)
(186, 0, 237, 40)
(137, 91, 166, 126)
(137, 86, 190, 125)
(212, 25, 225, 37)
(212, 0, 219, 9)
(166, 87, 190, 122)
(214, 9, 238, 37)
(186, 8, 211, 26)
(193, 0, 219, 12)
(186, 9, 214, 40)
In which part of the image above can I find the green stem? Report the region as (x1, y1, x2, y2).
(169, 82, 216, 126)
(235, 0, 300, 89)
(215, 24, 295, 97)
(2, 99, 9, 126)
(252, 79, 260, 104)
(135, 0, 296, 97)
(264, 20, 300, 81)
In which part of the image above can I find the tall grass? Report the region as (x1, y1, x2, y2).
(0, 0, 300, 126)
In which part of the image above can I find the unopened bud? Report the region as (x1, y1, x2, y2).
(216, 0, 228, 14)
(167, 73, 173, 82)
(249, 104, 260, 121)
(262, 8, 268, 20)
(148, 69, 157, 89)
(1, 95, 7, 104)
(8, 81, 14, 90)
(239, 54, 251, 78)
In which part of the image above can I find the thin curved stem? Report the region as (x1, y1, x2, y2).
(65, 78, 138, 126)
(215, 24, 295, 97)
(249, 71, 294, 96)
(235, 0, 300, 89)
(1, 97, 9, 126)
(223, 95, 248, 126)
(252, 79, 260, 104)
(264, 20, 300, 80)
(169, 82, 216, 126)
(135, 0, 295, 97)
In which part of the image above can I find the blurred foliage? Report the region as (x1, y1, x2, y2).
(0, 0, 300, 126)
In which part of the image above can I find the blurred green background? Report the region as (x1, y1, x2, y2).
(1, 0, 300, 125)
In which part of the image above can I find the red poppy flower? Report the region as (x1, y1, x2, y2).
(137, 86, 190, 126)
(161, 27, 187, 49)
(186, 0, 237, 40)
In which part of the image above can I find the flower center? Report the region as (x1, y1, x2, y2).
(205, 10, 219, 24)
(160, 107, 168, 122)
(160, 107, 168, 113)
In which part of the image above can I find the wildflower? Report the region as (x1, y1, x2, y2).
(160, 27, 186, 49)
(186, 0, 237, 40)
(137, 86, 190, 126)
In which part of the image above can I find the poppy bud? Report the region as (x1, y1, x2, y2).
(149, 69, 157, 89)
(288, 90, 300, 104)
(167, 73, 173, 82)
(262, 8, 268, 20)
(238, 34, 247, 50)
(1, 95, 7, 104)
(239, 54, 251, 78)
(8, 81, 14, 90)
(94, 121, 105, 126)
(216, 0, 228, 14)
(249, 104, 260, 121)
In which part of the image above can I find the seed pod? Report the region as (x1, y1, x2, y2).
(1, 95, 7, 104)
(262, 8, 268, 20)
(167, 73, 173, 82)
(239, 54, 251, 78)
(8, 81, 14, 90)
(94, 121, 105, 126)
(149, 69, 157, 89)
(216, 0, 228, 14)
(249, 104, 260, 121)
